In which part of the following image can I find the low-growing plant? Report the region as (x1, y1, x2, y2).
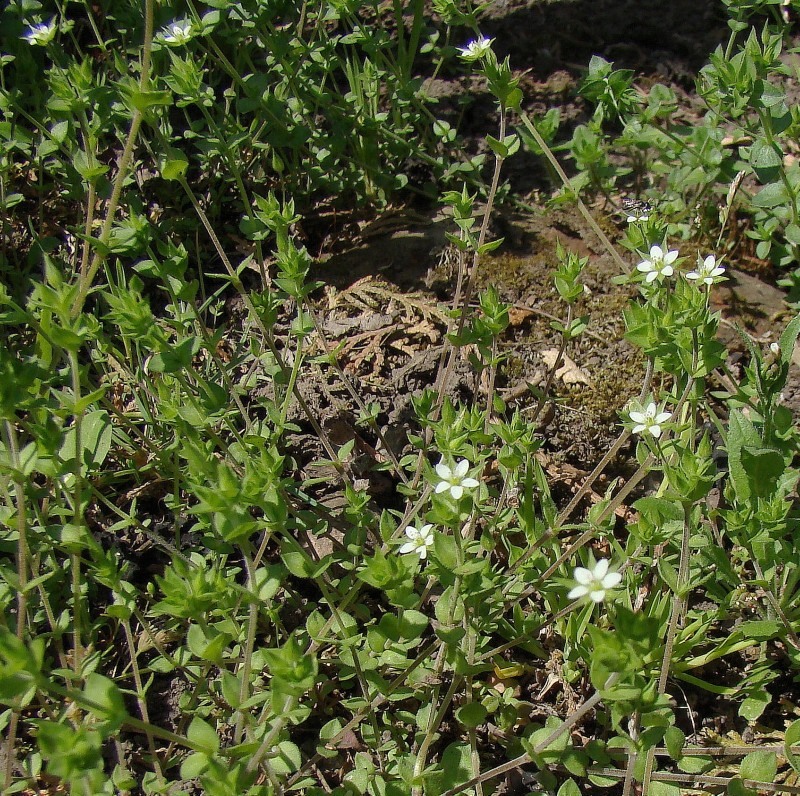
(2, 2, 800, 796)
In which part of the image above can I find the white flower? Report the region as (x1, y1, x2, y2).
(686, 254, 725, 286)
(159, 19, 194, 45)
(627, 212, 649, 223)
(568, 559, 622, 603)
(398, 524, 435, 560)
(457, 36, 495, 61)
(22, 19, 57, 46)
(629, 401, 671, 439)
(636, 244, 679, 283)
(434, 458, 480, 500)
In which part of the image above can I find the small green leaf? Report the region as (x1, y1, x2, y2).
(160, 147, 189, 181)
(455, 702, 487, 728)
(650, 783, 681, 796)
(557, 779, 581, 796)
(82, 673, 126, 735)
(749, 138, 782, 181)
(664, 726, 685, 760)
(677, 755, 712, 773)
(739, 691, 770, 722)
(784, 718, 800, 772)
(740, 750, 777, 783)
(129, 89, 173, 111)
(186, 716, 219, 754)
(180, 752, 210, 779)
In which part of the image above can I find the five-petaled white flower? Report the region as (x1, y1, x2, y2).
(636, 244, 678, 283)
(22, 19, 57, 46)
(629, 401, 671, 439)
(434, 458, 480, 500)
(457, 36, 495, 61)
(568, 559, 622, 603)
(159, 19, 194, 45)
(399, 524, 435, 560)
(686, 254, 725, 286)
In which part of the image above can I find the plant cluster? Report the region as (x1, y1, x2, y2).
(2, 1, 800, 796)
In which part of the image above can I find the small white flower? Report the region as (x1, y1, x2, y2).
(568, 559, 622, 603)
(159, 19, 194, 45)
(22, 19, 57, 46)
(434, 458, 480, 500)
(629, 401, 671, 439)
(770, 342, 781, 356)
(457, 36, 495, 61)
(627, 212, 650, 223)
(636, 244, 679, 284)
(398, 524, 435, 560)
(686, 254, 725, 286)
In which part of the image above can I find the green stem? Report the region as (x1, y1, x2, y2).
(71, 0, 154, 316)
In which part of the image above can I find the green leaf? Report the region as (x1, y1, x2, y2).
(751, 180, 787, 208)
(160, 147, 189, 181)
(740, 750, 777, 783)
(180, 752, 210, 779)
(425, 742, 472, 794)
(280, 539, 331, 579)
(433, 533, 458, 570)
(82, 673, 126, 736)
(737, 620, 781, 642)
(271, 741, 302, 775)
(677, 755, 712, 773)
(72, 150, 108, 181)
(148, 336, 201, 373)
(220, 670, 241, 709)
(557, 779, 581, 796)
(784, 718, 800, 772)
(186, 716, 219, 754)
(739, 691, 770, 721)
(59, 410, 112, 471)
(750, 138, 782, 181)
(650, 783, 681, 796)
(455, 702, 487, 728)
(778, 313, 800, 367)
(664, 726, 685, 760)
(129, 89, 173, 111)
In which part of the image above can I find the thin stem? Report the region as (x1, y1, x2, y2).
(71, 0, 154, 316)
(121, 617, 164, 781)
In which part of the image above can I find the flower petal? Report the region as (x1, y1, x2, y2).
(593, 559, 610, 579)
(568, 585, 589, 599)
(589, 589, 606, 603)
(454, 459, 470, 478)
(434, 481, 449, 494)
(450, 485, 464, 500)
(649, 245, 664, 259)
(461, 477, 480, 489)
(603, 572, 622, 589)
(664, 250, 679, 265)
(435, 461, 451, 479)
(573, 567, 593, 585)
